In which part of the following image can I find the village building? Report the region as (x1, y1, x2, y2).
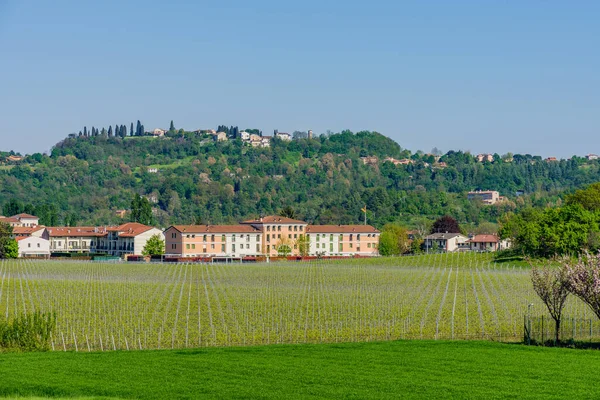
(12, 226, 48, 239)
(152, 129, 166, 137)
(275, 132, 292, 141)
(475, 154, 494, 163)
(16, 236, 50, 258)
(164, 216, 380, 258)
(424, 233, 469, 253)
(467, 190, 503, 205)
(47, 226, 107, 253)
(100, 223, 164, 257)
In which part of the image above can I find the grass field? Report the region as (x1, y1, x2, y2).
(1, 340, 600, 399)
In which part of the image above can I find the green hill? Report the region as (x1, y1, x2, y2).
(1, 130, 599, 227)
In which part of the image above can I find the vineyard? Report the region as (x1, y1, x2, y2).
(0, 256, 598, 352)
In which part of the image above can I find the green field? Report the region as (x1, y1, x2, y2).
(1, 255, 597, 352)
(1, 341, 600, 399)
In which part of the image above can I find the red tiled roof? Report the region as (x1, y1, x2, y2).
(13, 226, 46, 235)
(107, 222, 154, 237)
(0, 217, 20, 223)
(168, 225, 261, 234)
(468, 234, 499, 243)
(12, 213, 38, 219)
(47, 227, 108, 237)
(242, 216, 307, 224)
(306, 225, 380, 234)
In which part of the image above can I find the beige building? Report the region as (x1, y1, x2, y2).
(99, 222, 164, 257)
(47, 227, 107, 253)
(467, 190, 502, 205)
(424, 233, 469, 253)
(0, 213, 40, 227)
(164, 216, 381, 258)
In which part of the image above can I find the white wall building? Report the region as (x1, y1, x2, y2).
(16, 236, 50, 258)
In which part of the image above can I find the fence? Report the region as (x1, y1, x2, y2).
(524, 316, 600, 345)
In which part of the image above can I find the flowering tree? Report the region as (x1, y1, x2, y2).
(531, 264, 570, 343)
(564, 252, 600, 320)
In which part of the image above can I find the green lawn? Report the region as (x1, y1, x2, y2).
(1, 341, 599, 399)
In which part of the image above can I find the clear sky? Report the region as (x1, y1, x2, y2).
(1, 0, 599, 158)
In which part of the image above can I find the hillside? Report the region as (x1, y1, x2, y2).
(1, 130, 600, 228)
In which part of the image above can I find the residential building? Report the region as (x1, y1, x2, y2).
(12, 226, 48, 239)
(115, 209, 127, 219)
(467, 234, 500, 252)
(241, 216, 308, 257)
(164, 225, 262, 258)
(360, 156, 379, 166)
(586, 154, 599, 161)
(305, 225, 380, 256)
(260, 136, 272, 147)
(213, 132, 228, 142)
(147, 167, 159, 173)
(476, 154, 494, 163)
(164, 216, 381, 258)
(240, 131, 250, 141)
(16, 236, 50, 258)
(467, 190, 501, 205)
(275, 132, 292, 141)
(47, 227, 107, 253)
(0, 213, 40, 227)
(545, 157, 558, 162)
(152, 129, 166, 137)
(7, 155, 23, 162)
(99, 223, 164, 257)
(424, 233, 469, 253)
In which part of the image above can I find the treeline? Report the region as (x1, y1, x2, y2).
(74, 120, 145, 138)
(1, 130, 600, 229)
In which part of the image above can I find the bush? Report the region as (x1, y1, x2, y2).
(0, 311, 56, 351)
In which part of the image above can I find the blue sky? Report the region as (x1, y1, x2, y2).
(1, 0, 599, 157)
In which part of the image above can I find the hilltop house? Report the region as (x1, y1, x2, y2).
(0, 213, 40, 227)
(275, 132, 292, 141)
(476, 154, 494, 163)
(467, 190, 503, 205)
(152, 129, 166, 137)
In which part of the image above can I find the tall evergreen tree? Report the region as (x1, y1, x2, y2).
(108, 126, 113, 136)
(83, 126, 87, 136)
(136, 120, 142, 136)
(130, 122, 134, 137)
(169, 120, 175, 132)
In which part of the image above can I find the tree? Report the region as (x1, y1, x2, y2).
(531, 264, 570, 343)
(274, 236, 293, 257)
(278, 206, 297, 219)
(142, 234, 165, 256)
(565, 252, 600, 320)
(566, 183, 600, 212)
(431, 215, 460, 234)
(378, 231, 399, 256)
(296, 234, 310, 256)
(0, 223, 18, 259)
(108, 126, 113, 137)
(130, 122, 134, 137)
(130, 194, 153, 225)
(169, 120, 176, 133)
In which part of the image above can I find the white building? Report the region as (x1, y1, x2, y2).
(16, 236, 50, 258)
(424, 233, 469, 253)
(100, 223, 165, 257)
(275, 132, 292, 141)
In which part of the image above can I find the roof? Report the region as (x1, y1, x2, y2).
(242, 216, 307, 225)
(0, 217, 20, 224)
(15, 236, 47, 242)
(13, 226, 46, 235)
(107, 222, 155, 237)
(12, 213, 38, 219)
(305, 225, 380, 234)
(47, 227, 108, 237)
(425, 233, 466, 240)
(167, 225, 261, 234)
(467, 234, 499, 243)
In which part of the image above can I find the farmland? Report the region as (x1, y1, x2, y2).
(2, 254, 597, 352)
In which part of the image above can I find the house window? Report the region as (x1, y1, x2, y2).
(350, 234, 353, 241)
(278, 234, 281, 239)
(349, 243, 353, 249)
(330, 234, 333, 241)
(277, 226, 281, 231)
(267, 226, 271, 232)
(171, 244, 176, 249)
(211, 235, 215, 242)
(28, 243, 31, 248)
(186, 235, 190, 238)
(339, 243, 343, 252)
(221, 244, 225, 252)
(368, 243, 371, 248)
(232, 244, 236, 252)
(339, 234, 343, 241)
(294, 234, 297, 239)
(288, 234, 292, 239)
(256, 235, 260, 241)
(357, 234, 360, 241)
(203, 247, 207, 253)
(246, 244, 250, 249)
(186, 244, 190, 249)
(192, 235, 195, 238)
(294, 226, 298, 231)
(330, 243, 333, 252)
(192, 244, 196, 249)
(232, 235, 236, 242)
(221, 235, 225, 242)
(289, 225, 292, 231)
(37, 243, 40, 248)
(171, 232, 176, 239)
(299, 226, 303, 231)
(357, 247, 361, 252)
(256, 244, 260, 252)
(246, 235, 250, 242)
(267, 245, 270, 252)
(203, 235, 207, 242)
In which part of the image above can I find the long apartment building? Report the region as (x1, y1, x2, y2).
(164, 216, 380, 258)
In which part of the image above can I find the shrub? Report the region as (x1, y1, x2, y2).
(0, 311, 56, 352)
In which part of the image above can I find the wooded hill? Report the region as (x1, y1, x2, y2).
(1, 130, 600, 228)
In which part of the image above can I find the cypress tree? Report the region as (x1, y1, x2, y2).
(130, 122, 134, 137)
(169, 120, 175, 132)
(108, 126, 113, 136)
(83, 126, 87, 136)
(136, 120, 142, 136)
